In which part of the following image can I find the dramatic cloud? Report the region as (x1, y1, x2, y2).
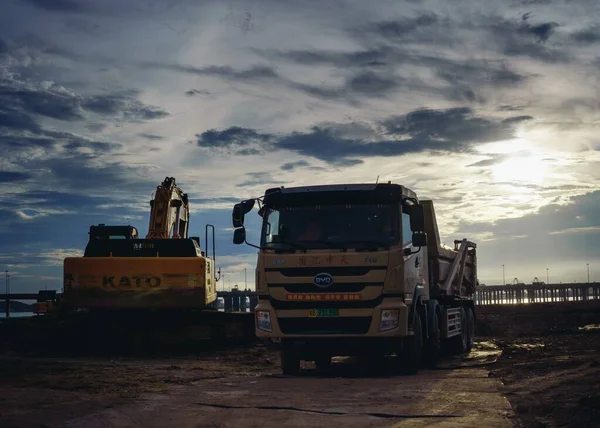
(1, 0, 600, 292)
(0, 171, 32, 183)
(280, 160, 310, 171)
(197, 107, 533, 164)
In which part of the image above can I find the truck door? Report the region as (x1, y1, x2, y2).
(402, 211, 426, 296)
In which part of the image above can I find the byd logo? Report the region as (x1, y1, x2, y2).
(313, 272, 333, 288)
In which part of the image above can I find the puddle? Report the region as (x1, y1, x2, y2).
(511, 343, 545, 350)
(474, 341, 500, 351)
(578, 324, 600, 332)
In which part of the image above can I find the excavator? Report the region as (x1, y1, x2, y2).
(62, 176, 220, 310)
(50, 178, 253, 355)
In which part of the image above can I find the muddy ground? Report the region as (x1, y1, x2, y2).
(490, 328, 600, 428)
(1, 302, 600, 427)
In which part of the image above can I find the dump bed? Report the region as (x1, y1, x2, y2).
(422, 200, 477, 298)
(62, 256, 217, 309)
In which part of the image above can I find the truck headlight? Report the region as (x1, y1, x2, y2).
(379, 309, 399, 331)
(256, 311, 272, 332)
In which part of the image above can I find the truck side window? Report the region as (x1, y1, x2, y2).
(402, 212, 412, 247)
(266, 210, 280, 240)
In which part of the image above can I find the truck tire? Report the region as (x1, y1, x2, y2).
(450, 307, 469, 354)
(281, 347, 300, 376)
(465, 306, 475, 352)
(400, 310, 423, 374)
(424, 308, 441, 367)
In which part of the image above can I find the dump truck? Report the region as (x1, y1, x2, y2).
(62, 177, 220, 310)
(231, 182, 478, 374)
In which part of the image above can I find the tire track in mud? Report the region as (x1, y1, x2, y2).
(193, 401, 462, 419)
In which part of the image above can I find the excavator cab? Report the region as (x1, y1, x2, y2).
(88, 224, 139, 240)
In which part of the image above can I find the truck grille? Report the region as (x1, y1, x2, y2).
(265, 266, 386, 277)
(278, 317, 372, 335)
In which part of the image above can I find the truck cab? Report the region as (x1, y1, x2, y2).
(232, 182, 477, 375)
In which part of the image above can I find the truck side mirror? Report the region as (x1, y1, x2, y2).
(232, 199, 256, 228)
(232, 204, 244, 228)
(410, 204, 425, 232)
(412, 232, 427, 247)
(233, 227, 246, 245)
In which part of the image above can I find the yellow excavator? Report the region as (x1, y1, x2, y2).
(62, 177, 220, 310)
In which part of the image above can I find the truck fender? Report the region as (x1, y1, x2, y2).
(409, 284, 427, 336)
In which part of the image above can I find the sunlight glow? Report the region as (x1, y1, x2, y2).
(491, 154, 548, 185)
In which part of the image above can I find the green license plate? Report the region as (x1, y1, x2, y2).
(308, 308, 339, 318)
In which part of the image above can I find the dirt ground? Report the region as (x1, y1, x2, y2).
(1, 331, 598, 427)
(0, 344, 275, 427)
(489, 327, 600, 428)
(1, 303, 599, 427)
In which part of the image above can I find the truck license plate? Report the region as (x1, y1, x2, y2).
(308, 308, 339, 318)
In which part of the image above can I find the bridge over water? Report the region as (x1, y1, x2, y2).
(2, 283, 600, 317)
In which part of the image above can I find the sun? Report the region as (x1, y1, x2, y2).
(491, 154, 548, 185)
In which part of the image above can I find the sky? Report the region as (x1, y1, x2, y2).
(1, 0, 599, 293)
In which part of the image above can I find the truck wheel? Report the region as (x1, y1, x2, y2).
(425, 309, 441, 367)
(400, 310, 423, 374)
(281, 347, 300, 376)
(465, 307, 475, 353)
(450, 307, 468, 354)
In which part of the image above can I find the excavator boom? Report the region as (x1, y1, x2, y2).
(146, 177, 190, 239)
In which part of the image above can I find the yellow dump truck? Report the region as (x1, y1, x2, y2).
(232, 182, 478, 374)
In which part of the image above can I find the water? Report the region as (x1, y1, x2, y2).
(0, 312, 35, 319)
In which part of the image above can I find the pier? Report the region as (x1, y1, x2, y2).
(2, 283, 600, 318)
(474, 282, 600, 305)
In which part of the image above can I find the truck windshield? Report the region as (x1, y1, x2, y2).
(260, 203, 398, 249)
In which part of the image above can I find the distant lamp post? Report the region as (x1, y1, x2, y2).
(502, 264, 506, 285)
(244, 268, 247, 289)
(587, 263, 590, 283)
(546, 268, 549, 284)
(4, 269, 9, 318)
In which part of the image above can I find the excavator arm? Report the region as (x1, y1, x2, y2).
(146, 177, 190, 239)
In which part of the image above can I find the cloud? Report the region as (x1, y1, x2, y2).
(185, 89, 216, 98)
(465, 154, 510, 168)
(483, 13, 567, 62)
(455, 190, 600, 283)
(198, 126, 274, 148)
(0, 70, 168, 131)
(570, 25, 600, 45)
(144, 62, 280, 82)
(138, 133, 164, 140)
(0, 105, 41, 132)
(458, 190, 600, 240)
(0, 171, 33, 183)
(0, 79, 85, 121)
(236, 172, 285, 188)
(2, 0, 600, 291)
(23, 0, 88, 13)
(251, 25, 533, 104)
(196, 107, 532, 166)
(280, 160, 310, 171)
(81, 92, 169, 121)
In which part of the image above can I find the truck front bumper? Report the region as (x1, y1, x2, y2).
(253, 295, 410, 339)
